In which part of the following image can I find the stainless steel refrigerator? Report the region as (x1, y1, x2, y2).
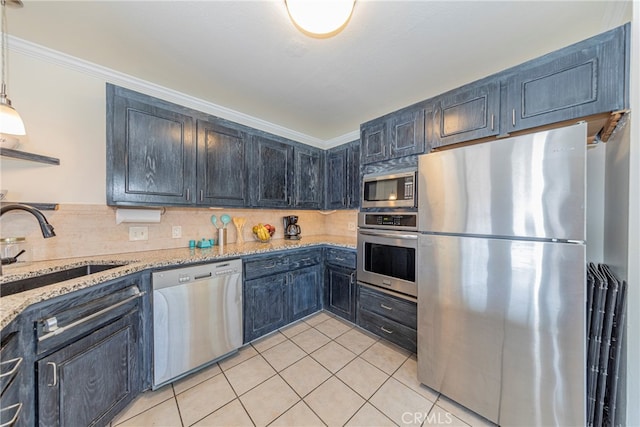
(417, 123, 586, 426)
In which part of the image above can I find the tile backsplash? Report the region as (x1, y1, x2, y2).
(0, 204, 358, 262)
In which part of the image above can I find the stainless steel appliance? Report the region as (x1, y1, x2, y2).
(361, 169, 416, 209)
(357, 212, 418, 297)
(283, 215, 301, 240)
(416, 123, 587, 426)
(152, 259, 243, 389)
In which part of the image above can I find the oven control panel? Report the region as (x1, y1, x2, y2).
(358, 212, 418, 230)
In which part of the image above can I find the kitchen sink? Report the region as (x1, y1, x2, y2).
(0, 264, 125, 297)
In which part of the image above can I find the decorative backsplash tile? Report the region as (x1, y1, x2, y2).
(0, 204, 357, 262)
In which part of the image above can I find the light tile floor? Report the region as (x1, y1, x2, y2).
(111, 311, 496, 427)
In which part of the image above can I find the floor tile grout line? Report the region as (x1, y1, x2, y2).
(169, 384, 185, 427)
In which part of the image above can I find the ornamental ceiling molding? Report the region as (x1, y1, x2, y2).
(8, 35, 359, 149)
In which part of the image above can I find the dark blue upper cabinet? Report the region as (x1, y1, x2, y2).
(326, 140, 360, 209)
(196, 120, 249, 206)
(505, 24, 628, 133)
(250, 135, 294, 208)
(361, 104, 426, 165)
(389, 107, 426, 157)
(361, 120, 387, 164)
(294, 146, 324, 209)
(107, 85, 196, 206)
(431, 79, 501, 148)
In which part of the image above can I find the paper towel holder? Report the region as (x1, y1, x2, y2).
(115, 207, 164, 224)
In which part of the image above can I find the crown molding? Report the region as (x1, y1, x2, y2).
(9, 36, 359, 149)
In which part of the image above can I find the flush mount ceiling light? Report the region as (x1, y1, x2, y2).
(285, 0, 355, 38)
(0, 0, 26, 140)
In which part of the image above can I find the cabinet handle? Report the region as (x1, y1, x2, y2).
(382, 145, 386, 157)
(380, 326, 394, 335)
(335, 257, 346, 261)
(300, 257, 311, 262)
(349, 272, 355, 284)
(39, 287, 144, 342)
(490, 114, 495, 131)
(47, 362, 57, 387)
(346, 196, 351, 207)
(287, 196, 292, 206)
(186, 188, 191, 202)
(0, 403, 22, 427)
(380, 303, 393, 311)
(512, 109, 516, 127)
(342, 197, 346, 206)
(199, 190, 204, 201)
(264, 262, 277, 269)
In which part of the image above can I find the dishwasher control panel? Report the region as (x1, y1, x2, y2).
(152, 259, 242, 289)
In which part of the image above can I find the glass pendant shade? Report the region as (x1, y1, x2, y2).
(1, 0, 26, 137)
(0, 93, 26, 135)
(285, 0, 355, 38)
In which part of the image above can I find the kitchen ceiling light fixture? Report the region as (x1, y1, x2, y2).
(285, 0, 355, 38)
(0, 0, 26, 137)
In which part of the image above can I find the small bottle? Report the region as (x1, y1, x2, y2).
(218, 228, 227, 246)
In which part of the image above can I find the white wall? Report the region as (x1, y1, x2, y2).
(1, 48, 107, 204)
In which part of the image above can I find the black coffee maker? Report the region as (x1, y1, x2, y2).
(283, 215, 301, 240)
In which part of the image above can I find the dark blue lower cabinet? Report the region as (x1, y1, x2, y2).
(290, 266, 322, 322)
(324, 264, 356, 323)
(37, 310, 141, 426)
(243, 274, 289, 343)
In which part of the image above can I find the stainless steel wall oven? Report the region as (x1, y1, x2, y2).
(357, 212, 418, 297)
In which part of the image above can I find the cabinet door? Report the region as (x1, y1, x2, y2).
(251, 136, 294, 208)
(431, 80, 500, 148)
(37, 312, 140, 427)
(244, 274, 289, 342)
(294, 147, 323, 209)
(360, 120, 387, 165)
(325, 146, 348, 209)
(506, 25, 627, 132)
(347, 142, 361, 208)
(324, 265, 356, 322)
(290, 266, 321, 322)
(196, 120, 248, 206)
(107, 88, 196, 206)
(389, 107, 425, 158)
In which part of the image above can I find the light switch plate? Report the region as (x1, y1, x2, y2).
(129, 226, 148, 241)
(347, 222, 356, 231)
(172, 225, 182, 238)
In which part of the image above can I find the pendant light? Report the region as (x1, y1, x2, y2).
(285, 0, 355, 38)
(0, 0, 26, 140)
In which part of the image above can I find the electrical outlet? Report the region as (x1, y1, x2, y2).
(129, 226, 148, 241)
(348, 222, 356, 231)
(172, 225, 182, 239)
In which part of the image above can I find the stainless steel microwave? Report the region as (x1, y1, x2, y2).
(361, 169, 417, 208)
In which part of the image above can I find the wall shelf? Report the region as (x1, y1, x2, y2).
(1, 202, 59, 211)
(0, 148, 60, 165)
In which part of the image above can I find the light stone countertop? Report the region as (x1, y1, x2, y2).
(0, 235, 356, 329)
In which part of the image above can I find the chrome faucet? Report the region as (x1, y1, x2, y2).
(1, 204, 56, 271)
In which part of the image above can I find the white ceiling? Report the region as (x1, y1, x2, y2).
(7, 0, 632, 145)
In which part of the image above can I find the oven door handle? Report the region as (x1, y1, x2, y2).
(359, 230, 418, 240)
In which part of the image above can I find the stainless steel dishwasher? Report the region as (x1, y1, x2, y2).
(152, 259, 242, 389)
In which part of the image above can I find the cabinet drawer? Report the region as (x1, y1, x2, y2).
(288, 250, 322, 269)
(325, 248, 356, 269)
(357, 308, 416, 353)
(244, 255, 290, 280)
(359, 286, 416, 329)
(245, 250, 321, 280)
